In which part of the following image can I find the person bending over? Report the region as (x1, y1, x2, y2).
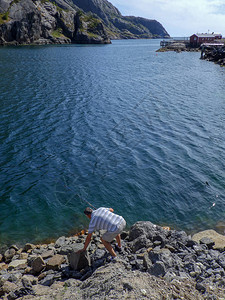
(78, 207, 126, 258)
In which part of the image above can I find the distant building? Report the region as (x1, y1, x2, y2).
(190, 33, 222, 47)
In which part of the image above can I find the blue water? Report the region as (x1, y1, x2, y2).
(0, 40, 225, 246)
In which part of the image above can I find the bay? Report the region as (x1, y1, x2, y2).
(0, 39, 225, 246)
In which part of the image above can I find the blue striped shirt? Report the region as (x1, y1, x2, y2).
(88, 207, 124, 233)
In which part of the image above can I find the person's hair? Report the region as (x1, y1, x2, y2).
(84, 207, 93, 216)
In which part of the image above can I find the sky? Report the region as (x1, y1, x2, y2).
(109, 0, 225, 37)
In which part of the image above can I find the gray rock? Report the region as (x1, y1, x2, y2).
(41, 249, 55, 259)
(200, 237, 215, 249)
(149, 261, 166, 277)
(143, 252, 152, 270)
(55, 236, 66, 248)
(4, 248, 16, 263)
(196, 282, 206, 293)
(68, 244, 90, 271)
(40, 274, 55, 286)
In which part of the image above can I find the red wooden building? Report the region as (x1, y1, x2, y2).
(190, 33, 222, 47)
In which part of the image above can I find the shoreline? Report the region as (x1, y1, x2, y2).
(0, 221, 225, 299)
(1, 221, 225, 253)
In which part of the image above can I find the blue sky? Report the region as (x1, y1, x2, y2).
(109, 0, 225, 37)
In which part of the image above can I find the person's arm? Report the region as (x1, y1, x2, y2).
(77, 233, 92, 253)
(109, 208, 114, 212)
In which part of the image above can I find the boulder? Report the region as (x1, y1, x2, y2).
(68, 244, 90, 271)
(192, 230, 225, 250)
(31, 256, 46, 273)
(46, 254, 65, 271)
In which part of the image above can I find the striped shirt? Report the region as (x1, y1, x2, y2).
(88, 207, 124, 234)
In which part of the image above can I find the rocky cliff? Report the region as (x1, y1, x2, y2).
(0, 0, 110, 45)
(0, 221, 225, 299)
(0, 0, 169, 45)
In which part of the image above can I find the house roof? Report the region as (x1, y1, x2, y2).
(191, 33, 222, 38)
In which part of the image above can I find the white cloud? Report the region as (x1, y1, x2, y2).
(109, 0, 225, 36)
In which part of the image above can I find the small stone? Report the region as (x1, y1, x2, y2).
(141, 289, 147, 296)
(196, 282, 206, 293)
(97, 244, 105, 250)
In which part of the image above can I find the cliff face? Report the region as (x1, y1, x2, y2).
(0, 0, 110, 45)
(0, 0, 169, 45)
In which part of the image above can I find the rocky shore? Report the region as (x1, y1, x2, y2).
(1, 221, 225, 299)
(200, 46, 225, 67)
(157, 42, 199, 53)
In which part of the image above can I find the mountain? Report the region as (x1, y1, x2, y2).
(0, 0, 169, 46)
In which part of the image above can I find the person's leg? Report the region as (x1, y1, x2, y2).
(116, 234, 121, 248)
(100, 237, 116, 257)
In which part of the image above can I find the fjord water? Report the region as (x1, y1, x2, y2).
(1, 40, 225, 246)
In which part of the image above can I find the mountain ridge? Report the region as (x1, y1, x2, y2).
(0, 0, 169, 45)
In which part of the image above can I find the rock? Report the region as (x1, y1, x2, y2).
(23, 243, 36, 252)
(46, 254, 65, 271)
(19, 253, 29, 260)
(41, 250, 55, 260)
(68, 244, 90, 271)
(196, 282, 206, 293)
(200, 237, 215, 249)
(22, 275, 37, 286)
(129, 221, 158, 241)
(8, 259, 27, 270)
(192, 230, 225, 250)
(40, 274, 55, 286)
(31, 256, 46, 273)
(149, 261, 166, 277)
(0, 281, 17, 296)
(55, 236, 66, 248)
(0, 263, 8, 271)
(143, 252, 153, 270)
(4, 248, 16, 263)
(130, 236, 152, 253)
(0, 254, 3, 262)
